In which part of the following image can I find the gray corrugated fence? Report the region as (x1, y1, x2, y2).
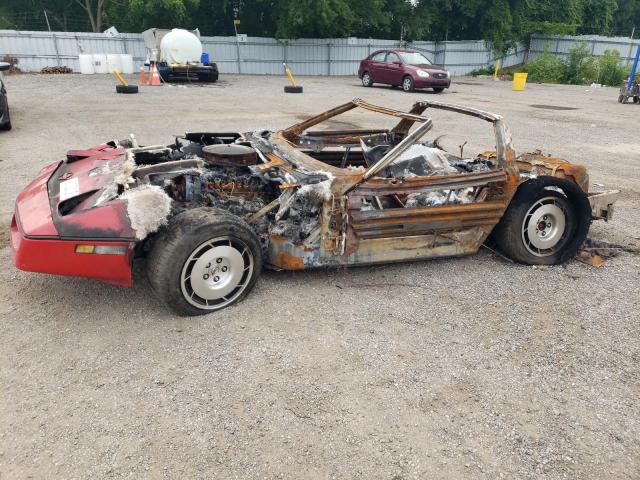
(528, 34, 640, 64)
(0, 30, 637, 76)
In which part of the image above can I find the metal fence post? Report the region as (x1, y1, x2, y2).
(626, 39, 635, 65)
(327, 43, 331, 75)
(51, 32, 61, 66)
(283, 41, 287, 72)
(235, 36, 242, 74)
(442, 41, 447, 67)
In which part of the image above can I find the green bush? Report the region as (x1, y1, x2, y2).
(563, 42, 598, 84)
(469, 65, 495, 76)
(515, 43, 630, 87)
(597, 49, 627, 86)
(521, 50, 565, 83)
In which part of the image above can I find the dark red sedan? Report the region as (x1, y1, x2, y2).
(358, 49, 451, 93)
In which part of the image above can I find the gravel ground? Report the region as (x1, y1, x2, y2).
(0, 74, 638, 480)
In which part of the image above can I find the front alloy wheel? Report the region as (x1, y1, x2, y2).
(362, 72, 372, 87)
(147, 208, 263, 316)
(181, 237, 254, 310)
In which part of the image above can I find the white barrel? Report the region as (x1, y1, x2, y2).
(120, 54, 134, 74)
(92, 54, 108, 73)
(106, 54, 122, 72)
(78, 54, 95, 74)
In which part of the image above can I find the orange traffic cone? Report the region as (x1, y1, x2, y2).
(150, 64, 162, 86)
(139, 66, 148, 85)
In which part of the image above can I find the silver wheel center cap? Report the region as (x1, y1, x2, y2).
(526, 203, 566, 251)
(189, 245, 244, 300)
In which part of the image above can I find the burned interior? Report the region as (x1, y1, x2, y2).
(87, 99, 527, 267)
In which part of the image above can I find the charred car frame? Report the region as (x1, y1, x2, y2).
(11, 100, 619, 315)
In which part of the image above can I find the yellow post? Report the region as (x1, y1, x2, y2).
(285, 67, 297, 87)
(112, 69, 128, 87)
(493, 59, 502, 80)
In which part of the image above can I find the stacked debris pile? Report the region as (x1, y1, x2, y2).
(41, 66, 73, 74)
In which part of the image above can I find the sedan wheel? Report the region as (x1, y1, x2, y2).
(362, 72, 373, 87)
(402, 76, 414, 92)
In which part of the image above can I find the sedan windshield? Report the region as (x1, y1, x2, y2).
(398, 51, 432, 65)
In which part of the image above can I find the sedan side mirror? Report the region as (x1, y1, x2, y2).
(393, 61, 402, 66)
(0, 62, 11, 72)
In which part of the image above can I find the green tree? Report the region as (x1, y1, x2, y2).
(107, 0, 201, 32)
(613, 0, 640, 36)
(1, 0, 636, 47)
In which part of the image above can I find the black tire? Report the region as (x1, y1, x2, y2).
(362, 71, 373, 87)
(493, 177, 591, 265)
(116, 84, 139, 94)
(146, 208, 263, 316)
(433, 87, 445, 93)
(0, 106, 11, 130)
(402, 75, 415, 92)
(618, 94, 624, 103)
(284, 85, 303, 93)
(634, 96, 639, 104)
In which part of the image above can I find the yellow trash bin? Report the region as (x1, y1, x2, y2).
(513, 72, 528, 91)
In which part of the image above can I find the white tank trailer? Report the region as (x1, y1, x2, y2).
(142, 28, 218, 83)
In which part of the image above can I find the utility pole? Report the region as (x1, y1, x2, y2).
(627, 27, 636, 65)
(45, 9, 62, 67)
(233, 18, 242, 74)
(43, 9, 52, 31)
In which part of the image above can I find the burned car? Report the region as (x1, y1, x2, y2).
(11, 100, 618, 315)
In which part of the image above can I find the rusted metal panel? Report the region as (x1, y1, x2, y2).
(355, 171, 507, 196)
(516, 150, 590, 192)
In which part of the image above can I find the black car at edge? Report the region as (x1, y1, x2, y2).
(1, 62, 12, 131)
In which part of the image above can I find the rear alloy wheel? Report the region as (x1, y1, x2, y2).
(147, 208, 262, 316)
(402, 76, 415, 92)
(521, 196, 567, 257)
(362, 72, 373, 87)
(493, 179, 591, 265)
